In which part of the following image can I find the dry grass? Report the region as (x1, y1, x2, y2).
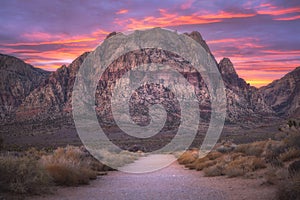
(235, 141, 267, 157)
(92, 149, 140, 168)
(40, 145, 99, 186)
(179, 147, 267, 178)
(279, 148, 300, 162)
(203, 164, 225, 177)
(176, 120, 300, 199)
(0, 155, 51, 194)
(44, 164, 96, 186)
(177, 150, 198, 165)
(184, 151, 223, 171)
(206, 151, 223, 160)
(224, 156, 266, 178)
(187, 159, 217, 171)
(0, 145, 116, 195)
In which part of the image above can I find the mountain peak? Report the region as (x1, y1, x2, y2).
(0, 53, 47, 74)
(218, 57, 237, 76)
(184, 31, 211, 54)
(217, 57, 250, 91)
(291, 66, 300, 75)
(184, 31, 203, 43)
(105, 31, 117, 39)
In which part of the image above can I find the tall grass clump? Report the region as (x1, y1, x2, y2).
(92, 149, 140, 168)
(40, 145, 98, 186)
(177, 149, 198, 165)
(235, 141, 267, 157)
(279, 148, 300, 162)
(0, 155, 51, 194)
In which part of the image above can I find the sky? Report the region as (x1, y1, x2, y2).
(0, 0, 300, 87)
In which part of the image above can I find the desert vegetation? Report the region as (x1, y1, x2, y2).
(178, 119, 300, 200)
(0, 145, 137, 197)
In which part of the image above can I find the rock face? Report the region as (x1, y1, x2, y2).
(218, 58, 274, 123)
(16, 52, 89, 121)
(260, 67, 300, 117)
(0, 30, 297, 127)
(0, 54, 50, 122)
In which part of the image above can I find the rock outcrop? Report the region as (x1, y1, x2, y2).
(0, 54, 50, 122)
(16, 52, 89, 121)
(260, 67, 300, 117)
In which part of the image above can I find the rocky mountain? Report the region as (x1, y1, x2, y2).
(218, 58, 274, 122)
(260, 67, 300, 117)
(0, 54, 50, 122)
(16, 52, 89, 121)
(0, 29, 297, 127)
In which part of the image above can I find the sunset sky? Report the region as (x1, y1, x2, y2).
(0, 0, 300, 87)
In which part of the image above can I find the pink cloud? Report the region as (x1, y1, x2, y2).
(116, 9, 128, 14)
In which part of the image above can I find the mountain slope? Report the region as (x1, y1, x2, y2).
(14, 30, 275, 125)
(0, 54, 50, 122)
(16, 52, 89, 121)
(260, 67, 300, 117)
(1, 28, 290, 124)
(218, 58, 274, 123)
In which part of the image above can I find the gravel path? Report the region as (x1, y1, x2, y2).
(32, 154, 275, 200)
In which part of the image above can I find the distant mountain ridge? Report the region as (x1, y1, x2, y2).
(259, 67, 300, 118)
(0, 30, 299, 127)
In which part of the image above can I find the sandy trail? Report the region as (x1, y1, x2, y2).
(32, 154, 276, 200)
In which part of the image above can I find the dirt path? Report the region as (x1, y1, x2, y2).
(33, 154, 276, 200)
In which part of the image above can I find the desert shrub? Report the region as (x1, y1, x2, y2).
(224, 156, 266, 178)
(177, 150, 198, 165)
(203, 163, 225, 177)
(276, 172, 300, 200)
(185, 156, 208, 170)
(264, 142, 286, 162)
(40, 145, 98, 186)
(229, 152, 245, 160)
(235, 141, 267, 157)
(89, 157, 111, 171)
(195, 160, 217, 171)
(251, 157, 267, 170)
(0, 155, 51, 194)
(185, 151, 223, 170)
(92, 149, 139, 168)
(206, 151, 223, 160)
(45, 164, 96, 186)
(24, 147, 47, 160)
(279, 148, 300, 162)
